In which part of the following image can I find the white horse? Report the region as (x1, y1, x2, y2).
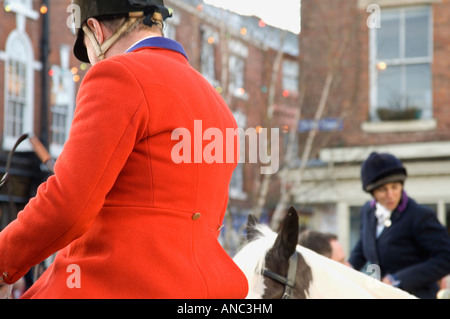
(233, 207, 417, 299)
(0, 283, 12, 299)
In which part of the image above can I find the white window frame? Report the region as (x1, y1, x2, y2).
(200, 25, 219, 87)
(369, 5, 433, 122)
(282, 59, 299, 94)
(49, 46, 75, 157)
(4, 0, 38, 20)
(228, 40, 249, 100)
(49, 67, 75, 157)
(3, 30, 34, 151)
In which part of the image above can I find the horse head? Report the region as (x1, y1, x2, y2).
(234, 207, 418, 299)
(234, 207, 312, 299)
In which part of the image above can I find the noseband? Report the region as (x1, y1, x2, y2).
(262, 251, 299, 299)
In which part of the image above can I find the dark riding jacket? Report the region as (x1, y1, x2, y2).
(349, 192, 450, 299)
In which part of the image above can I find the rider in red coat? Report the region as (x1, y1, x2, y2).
(0, 0, 248, 298)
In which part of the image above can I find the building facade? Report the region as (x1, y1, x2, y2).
(0, 0, 300, 254)
(290, 0, 450, 256)
(0, 0, 87, 229)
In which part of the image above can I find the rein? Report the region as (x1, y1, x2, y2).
(262, 251, 299, 299)
(0, 133, 30, 188)
(0, 134, 54, 299)
(0, 134, 55, 189)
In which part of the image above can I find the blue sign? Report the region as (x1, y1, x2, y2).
(298, 118, 343, 132)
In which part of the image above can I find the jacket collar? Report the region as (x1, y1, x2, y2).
(125, 36, 188, 60)
(397, 190, 408, 212)
(370, 190, 409, 213)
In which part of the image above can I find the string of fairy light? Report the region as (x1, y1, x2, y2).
(47, 64, 87, 83)
(195, 3, 293, 101)
(4, 1, 295, 97)
(3, 1, 87, 83)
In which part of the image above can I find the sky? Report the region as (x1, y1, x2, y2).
(203, 0, 301, 34)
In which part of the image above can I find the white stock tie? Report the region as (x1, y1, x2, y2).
(375, 203, 392, 237)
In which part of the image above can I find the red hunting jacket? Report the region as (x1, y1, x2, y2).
(0, 37, 248, 299)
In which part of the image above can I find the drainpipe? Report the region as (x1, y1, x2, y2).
(40, 0, 50, 149)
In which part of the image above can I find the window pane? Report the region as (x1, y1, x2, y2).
(51, 104, 68, 146)
(405, 8, 429, 58)
(283, 60, 299, 93)
(377, 65, 402, 109)
(229, 55, 244, 92)
(406, 63, 431, 114)
(377, 11, 400, 59)
(6, 59, 26, 137)
(201, 32, 216, 83)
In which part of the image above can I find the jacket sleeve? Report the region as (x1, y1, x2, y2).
(0, 58, 148, 284)
(395, 208, 450, 292)
(348, 238, 367, 271)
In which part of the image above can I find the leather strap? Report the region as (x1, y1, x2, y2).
(83, 12, 146, 61)
(262, 251, 299, 299)
(0, 133, 29, 188)
(283, 251, 299, 299)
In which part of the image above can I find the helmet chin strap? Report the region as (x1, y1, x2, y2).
(83, 12, 146, 61)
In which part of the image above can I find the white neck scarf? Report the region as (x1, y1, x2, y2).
(375, 202, 392, 237)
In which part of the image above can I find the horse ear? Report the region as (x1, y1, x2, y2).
(275, 207, 299, 260)
(246, 214, 261, 241)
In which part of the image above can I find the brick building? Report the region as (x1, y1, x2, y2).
(0, 0, 300, 243)
(288, 0, 450, 255)
(0, 0, 86, 229)
(165, 0, 299, 230)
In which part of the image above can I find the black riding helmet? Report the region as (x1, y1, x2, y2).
(72, 0, 172, 63)
(361, 152, 407, 193)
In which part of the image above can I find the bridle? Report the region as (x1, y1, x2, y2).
(262, 250, 299, 299)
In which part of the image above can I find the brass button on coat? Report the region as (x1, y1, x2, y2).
(192, 213, 201, 220)
(1, 271, 8, 282)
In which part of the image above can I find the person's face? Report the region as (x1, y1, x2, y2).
(330, 239, 346, 264)
(372, 182, 403, 211)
